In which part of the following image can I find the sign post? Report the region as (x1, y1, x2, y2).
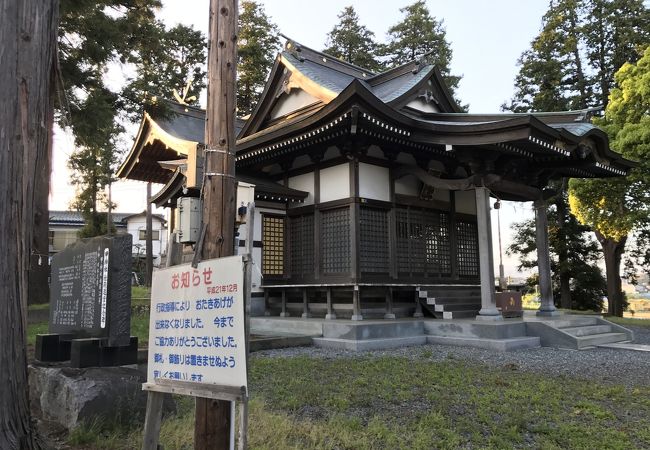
(142, 256, 247, 450)
(144, 256, 247, 388)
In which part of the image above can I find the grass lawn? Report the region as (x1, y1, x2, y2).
(607, 316, 650, 328)
(63, 353, 650, 450)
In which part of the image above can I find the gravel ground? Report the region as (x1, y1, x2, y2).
(253, 325, 650, 388)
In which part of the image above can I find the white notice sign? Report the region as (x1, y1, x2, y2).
(146, 256, 247, 389)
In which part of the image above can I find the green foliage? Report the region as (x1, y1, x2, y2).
(583, 0, 650, 107)
(237, 0, 280, 117)
(504, 0, 649, 112)
(570, 47, 650, 242)
(59, 1, 206, 237)
(121, 23, 206, 122)
(569, 45, 650, 315)
(503, 0, 588, 112)
(323, 6, 383, 72)
(507, 196, 606, 311)
(382, 1, 461, 96)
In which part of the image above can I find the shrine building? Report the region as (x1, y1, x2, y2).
(118, 38, 635, 323)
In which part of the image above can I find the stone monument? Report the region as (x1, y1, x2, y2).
(35, 234, 138, 367)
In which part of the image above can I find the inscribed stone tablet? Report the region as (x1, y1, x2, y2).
(49, 234, 132, 346)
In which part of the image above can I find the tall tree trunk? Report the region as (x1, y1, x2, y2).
(597, 231, 627, 317)
(0, 0, 58, 448)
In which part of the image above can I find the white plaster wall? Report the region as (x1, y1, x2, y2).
(320, 163, 350, 202)
(395, 174, 420, 196)
(405, 98, 440, 113)
(270, 88, 319, 119)
(358, 163, 390, 201)
(455, 190, 477, 215)
(288, 172, 314, 206)
(127, 216, 168, 265)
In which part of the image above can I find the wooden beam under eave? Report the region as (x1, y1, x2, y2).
(409, 128, 530, 146)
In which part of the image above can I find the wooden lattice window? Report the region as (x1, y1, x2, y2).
(360, 207, 389, 273)
(395, 206, 451, 276)
(262, 215, 285, 276)
(456, 220, 479, 277)
(290, 214, 314, 277)
(321, 207, 350, 274)
(423, 210, 451, 274)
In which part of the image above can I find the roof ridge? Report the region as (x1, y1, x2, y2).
(280, 35, 375, 78)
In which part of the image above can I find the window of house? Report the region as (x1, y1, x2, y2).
(139, 229, 160, 240)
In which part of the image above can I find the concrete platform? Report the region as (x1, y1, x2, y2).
(597, 343, 650, 352)
(249, 313, 636, 352)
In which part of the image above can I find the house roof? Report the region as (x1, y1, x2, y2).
(49, 210, 165, 227)
(117, 38, 636, 202)
(116, 101, 246, 183)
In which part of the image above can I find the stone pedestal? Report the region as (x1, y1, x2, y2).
(29, 364, 175, 431)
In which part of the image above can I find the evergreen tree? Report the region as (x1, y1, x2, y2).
(323, 6, 383, 72)
(382, 1, 461, 94)
(238, 0, 280, 117)
(503, 0, 589, 112)
(122, 22, 207, 122)
(583, 0, 650, 108)
(58, 1, 207, 236)
(569, 46, 650, 316)
(504, 0, 649, 311)
(507, 192, 607, 311)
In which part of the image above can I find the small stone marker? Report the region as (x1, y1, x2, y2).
(36, 234, 136, 366)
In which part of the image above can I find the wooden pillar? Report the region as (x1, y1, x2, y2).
(474, 187, 502, 321)
(325, 287, 336, 320)
(351, 285, 363, 321)
(313, 155, 321, 281)
(263, 290, 270, 316)
(413, 289, 424, 318)
(449, 191, 459, 280)
(384, 287, 396, 319)
(279, 289, 289, 317)
(535, 200, 560, 317)
(145, 182, 153, 287)
(196, 0, 238, 448)
(301, 288, 311, 318)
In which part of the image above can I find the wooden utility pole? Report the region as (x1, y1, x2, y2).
(145, 181, 153, 287)
(0, 0, 59, 448)
(196, 0, 238, 448)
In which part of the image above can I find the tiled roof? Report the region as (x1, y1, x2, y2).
(154, 102, 246, 144)
(49, 210, 142, 227)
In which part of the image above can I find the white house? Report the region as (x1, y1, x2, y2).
(49, 210, 168, 266)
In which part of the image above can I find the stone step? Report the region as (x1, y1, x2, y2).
(434, 303, 481, 312)
(547, 316, 600, 328)
(442, 310, 479, 319)
(576, 332, 629, 349)
(427, 335, 540, 351)
(561, 325, 612, 336)
(425, 296, 482, 305)
(597, 342, 650, 352)
(421, 290, 480, 299)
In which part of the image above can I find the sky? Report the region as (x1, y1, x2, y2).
(50, 0, 554, 278)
